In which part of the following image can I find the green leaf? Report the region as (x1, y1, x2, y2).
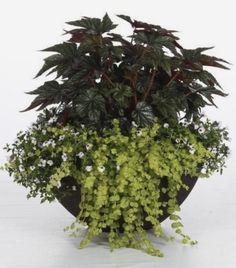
(116, 14, 133, 25)
(34, 54, 64, 78)
(110, 84, 132, 108)
(101, 13, 117, 32)
(67, 14, 116, 34)
(76, 89, 106, 122)
(42, 42, 77, 58)
(132, 102, 154, 126)
(20, 81, 65, 112)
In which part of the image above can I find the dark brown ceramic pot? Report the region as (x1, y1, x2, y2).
(55, 175, 198, 232)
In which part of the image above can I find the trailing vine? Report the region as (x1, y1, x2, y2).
(2, 109, 229, 256)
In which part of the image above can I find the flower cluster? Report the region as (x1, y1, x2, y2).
(2, 110, 229, 257)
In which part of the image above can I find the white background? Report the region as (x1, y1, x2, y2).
(0, 1, 235, 267)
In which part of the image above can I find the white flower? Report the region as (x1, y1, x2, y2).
(74, 132, 80, 136)
(81, 124, 85, 129)
(85, 165, 93, 172)
(85, 53, 90, 56)
(59, 135, 65, 141)
(211, 148, 218, 154)
(97, 166, 105, 173)
(72, 186, 77, 191)
(137, 130, 142, 137)
(47, 160, 54, 166)
(31, 137, 37, 145)
(42, 141, 48, 147)
(77, 152, 84, 158)
(42, 139, 56, 147)
(19, 165, 25, 172)
(62, 153, 68, 161)
(201, 167, 207, 174)
(86, 143, 93, 151)
(42, 130, 47, 135)
(51, 140, 56, 147)
(116, 165, 120, 171)
(30, 166, 35, 171)
(175, 138, 180, 144)
(95, 77, 101, 83)
(38, 159, 47, 167)
(183, 137, 188, 144)
(132, 121, 138, 127)
(189, 147, 196, 155)
(198, 127, 205, 134)
(163, 123, 169, 128)
(18, 149, 24, 156)
(48, 116, 57, 124)
(194, 124, 199, 130)
(181, 119, 189, 127)
(57, 181, 62, 188)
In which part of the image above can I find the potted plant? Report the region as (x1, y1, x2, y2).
(2, 14, 230, 257)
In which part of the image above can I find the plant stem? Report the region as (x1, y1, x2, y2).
(132, 81, 138, 105)
(102, 73, 115, 112)
(166, 71, 180, 87)
(143, 69, 157, 101)
(103, 73, 115, 87)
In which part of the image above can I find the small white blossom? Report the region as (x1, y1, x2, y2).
(181, 119, 189, 127)
(163, 123, 169, 128)
(86, 143, 93, 151)
(132, 121, 138, 127)
(198, 127, 205, 134)
(175, 138, 180, 144)
(59, 135, 65, 141)
(47, 160, 54, 166)
(85, 53, 90, 56)
(116, 165, 120, 171)
(31, 137, 37, 145)
(48, 116, 57, 124)
(85, 165, 93, 172)
(183, 137, 188, 144)
(95, 77, 101, 83)
(42, 130, 47, 135)
(97, 166, 106, 173)
(77, 152, 84, 158)
(211, 148, 218, 154)
(81, 124, 85, 129)
(189, 147, 196, 155)
(30, 166, 35, 171)
(19, 149, 24, 156)
(19, 165, 25, 172)
(72, 186, 77, 191)
(57, 181, 62, 188)
(136, 130, 142, 137)
(62, 153, 68, 161)
(74, 132, 80, 136)
(38, 159, 47, 167)
(42, 139, 56, 147)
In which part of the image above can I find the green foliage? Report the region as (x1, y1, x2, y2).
(2, 109, 230, 256)
(2, 13, 230, 258)
(21, 14, 229, 128)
